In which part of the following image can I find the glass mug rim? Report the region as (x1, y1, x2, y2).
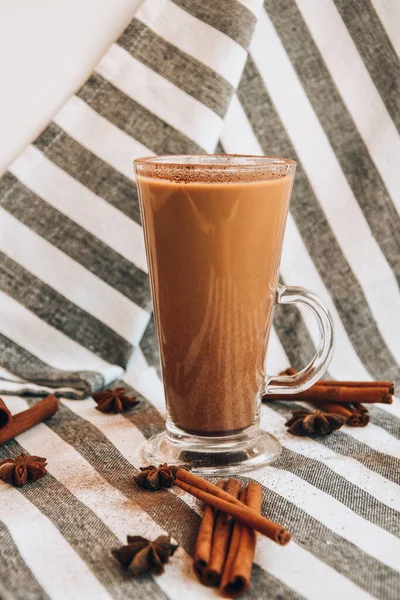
(134, 154, 296, 181)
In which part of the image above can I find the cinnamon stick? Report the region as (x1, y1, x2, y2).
(0, 398, 12, 429)
(0, 396, 58, 444)
(204, 479, 241, 587)
(265, 385, 392, 404)
(319, 380, 394, 394)
(220, 488, 247, 598)
(280, 368, 394, 396)
(193, 480, 225, 582)
(176, 469, 243, 507)
(220, 483, 263, 598)
(175, 479, 290, 545)
(318, 402, 370, 427)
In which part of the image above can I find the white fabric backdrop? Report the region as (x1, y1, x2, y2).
(0, 0, 142, 174)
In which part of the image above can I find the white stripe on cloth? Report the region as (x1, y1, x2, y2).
(220, 95, 371, 380)
(254, 466, 400, 573)
(9, 397, 217, 600)
(251, 9, 400, 366)
(371, 0, 400, 58)
(0, 486, 111, 600)
(96, 44, 223, 152)
(0, 291, 123, 381)
(54, 96, 152, 181)
(295, 0, 400, 213)
(62, 388, 375, 600)
(136, 0, 247, 88)
(0, 208, 150, 346)
(253, 537, 375, 600)
(9, 146, 148, 274)
(262, 404, 400, 512)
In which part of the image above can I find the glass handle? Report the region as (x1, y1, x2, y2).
(265, 285, 335, 395)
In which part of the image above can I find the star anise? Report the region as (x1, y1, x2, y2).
(0, 454, 47, 487)
(285, 409, 346, 437)
(92, 387, 140, 413)
(112, 535, 178, 576)
(134, 463, 182, 490)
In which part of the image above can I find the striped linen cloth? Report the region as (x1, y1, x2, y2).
(0, 0, 400, 598)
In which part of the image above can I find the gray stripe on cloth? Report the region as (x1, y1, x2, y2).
(264, 0, 400, 282)
(274, 446, 400, 537)
(368, 406, 400, 442)
(78, 74, 204, 154)
(118, 20, 232, 118)
(0, 334, 103, 396)
(0, 520, 50, 600)
(235, 472, 400, 600)
(27, 397, 305, 600)
(333, 0, 400, 132)
(0, 172, 151, 311)
(34, 123, 141, 224)
(171, 0, 257, 49)
(0, 251, 133, 369)
(267, 401, 400, 486)
(238, 57, 400, 384)
(139, 316, 161, 377)
(0, 441, 168, 600)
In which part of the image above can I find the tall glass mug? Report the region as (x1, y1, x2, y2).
(134, 155, 334, 474)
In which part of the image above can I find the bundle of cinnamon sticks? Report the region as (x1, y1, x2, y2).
(173, 469, 290, 597)
(0, 395, 58, 444)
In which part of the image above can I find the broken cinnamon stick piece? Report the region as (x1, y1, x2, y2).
(0, 396, 58, 445)
(204, 479, 241, 587)
(193, 480, 225, 582)
(0, 398, 12, 429)
(220, 483, 263, 598)
(175, 478, 290, 544)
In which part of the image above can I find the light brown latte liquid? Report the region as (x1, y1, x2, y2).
(137, 172, 293, 435)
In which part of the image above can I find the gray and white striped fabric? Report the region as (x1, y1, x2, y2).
(0, 0, 399, 598)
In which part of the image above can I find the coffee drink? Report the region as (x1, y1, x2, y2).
(137, 164, 294, 435)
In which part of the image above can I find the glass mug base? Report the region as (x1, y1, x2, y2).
(138, 422, 282, 476)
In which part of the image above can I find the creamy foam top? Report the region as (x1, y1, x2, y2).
(134, 154, 296, 184)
